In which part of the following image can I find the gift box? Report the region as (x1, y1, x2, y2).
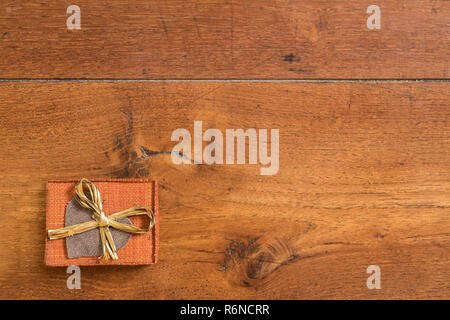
(45, 179, 159, 266)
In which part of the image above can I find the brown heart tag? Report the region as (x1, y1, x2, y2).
(65, 197, 132, 258)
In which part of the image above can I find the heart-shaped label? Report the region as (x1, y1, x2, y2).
(65, 197, 132, 258)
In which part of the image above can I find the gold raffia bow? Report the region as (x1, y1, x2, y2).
(48, 178, 155, 260)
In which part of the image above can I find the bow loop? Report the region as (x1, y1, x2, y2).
(75, 178, 103, 215)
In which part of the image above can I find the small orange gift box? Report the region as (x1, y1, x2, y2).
(45, 179, 159, 266)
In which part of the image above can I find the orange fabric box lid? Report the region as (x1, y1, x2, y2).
(45, 179, 159, 266)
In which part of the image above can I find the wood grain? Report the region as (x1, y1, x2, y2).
(0, 82, 448, 299)
(0, 0, 449, 79)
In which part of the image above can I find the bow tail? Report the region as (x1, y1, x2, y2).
(99, 226, 118, 260)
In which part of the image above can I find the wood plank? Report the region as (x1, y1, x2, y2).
(0, 0, 449, 79)
(0, 82, 448, 299)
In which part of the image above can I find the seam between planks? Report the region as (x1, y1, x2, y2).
(0, 79, 449, 83)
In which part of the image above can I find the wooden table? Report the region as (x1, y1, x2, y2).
(0, 1, 448, 299)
